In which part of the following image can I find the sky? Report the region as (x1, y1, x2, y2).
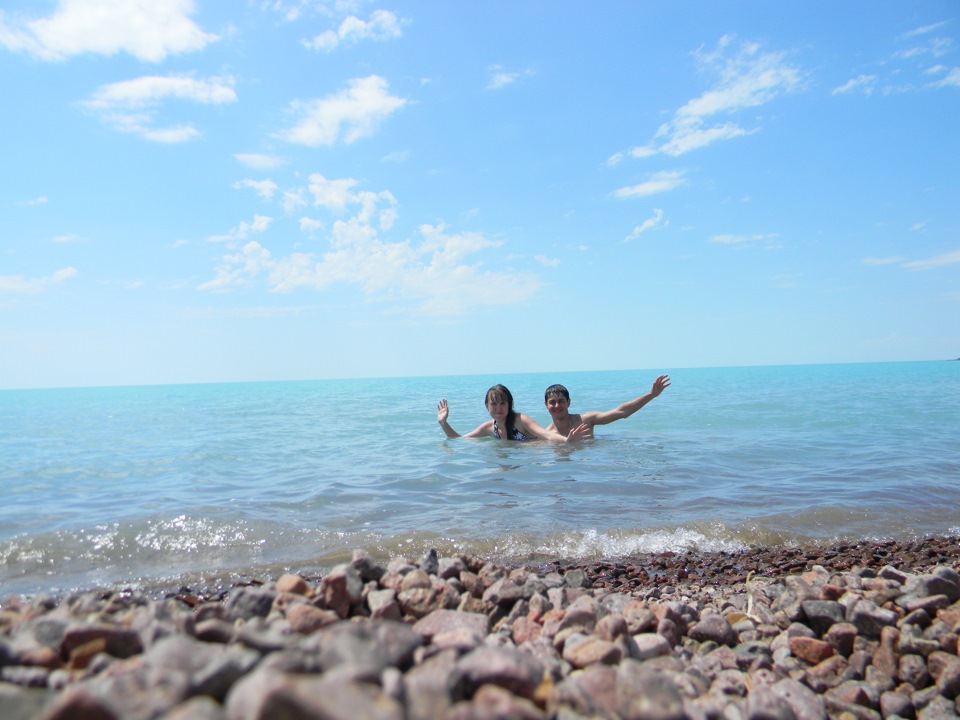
(1, 0, 958, 390)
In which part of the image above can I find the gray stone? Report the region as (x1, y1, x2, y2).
(847, 599, 898, 638)
(689, 613, 738, 647)
(412, 608, 490, 642)
(144, 635, 260, 701)
(564, 569, 591, 588)
(452, 645, 545, 700)
(631, 632, 672, 661)
(158, 696, 228, 720)
(615, 659, 685, 720)
(801, 600, 846, 637)
(309, 619, 421, 673)
(226, 670, 403, 720)
(221, 587, 277, 622)
(765, 678, 826, 720)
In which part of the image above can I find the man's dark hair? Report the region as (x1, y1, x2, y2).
(544, 384, 570, 402)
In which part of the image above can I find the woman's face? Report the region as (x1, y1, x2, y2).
(485, 394, 509, 421)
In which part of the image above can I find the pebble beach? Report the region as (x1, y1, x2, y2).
(4, 536, 960, 719)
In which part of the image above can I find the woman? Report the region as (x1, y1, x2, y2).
(437, 384, 588, 442)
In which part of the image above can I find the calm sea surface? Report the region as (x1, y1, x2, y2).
(2, 361, 958, 597)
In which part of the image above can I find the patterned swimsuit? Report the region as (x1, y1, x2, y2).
(493, 421, 532, 441)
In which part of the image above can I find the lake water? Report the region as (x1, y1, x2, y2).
(2, 361, 958, 598)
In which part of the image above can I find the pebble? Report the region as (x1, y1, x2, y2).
(2, 536, 960, 718)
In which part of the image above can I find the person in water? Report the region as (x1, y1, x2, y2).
(543, 374, 671, 438)
(437, 384, 589, 442)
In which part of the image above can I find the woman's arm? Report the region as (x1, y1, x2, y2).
(437, 399, 491, 439)
(516, 414, 590, 443)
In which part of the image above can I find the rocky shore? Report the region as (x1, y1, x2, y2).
(3, 536, 960, 720)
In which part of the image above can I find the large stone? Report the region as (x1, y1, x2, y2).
(689, 613, 738, 647)
(412, 609, 490, 642)
(452, 645, 545, 700)
(319, 564, 364, 618)
(615, 659, 684, 720)
(225, 670, 403, 720)
(309, 619, 422, 673)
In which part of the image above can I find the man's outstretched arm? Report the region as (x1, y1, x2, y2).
(583, 374, 671, 427)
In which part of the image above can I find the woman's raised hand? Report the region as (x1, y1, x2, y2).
(437, 398, 450, 425)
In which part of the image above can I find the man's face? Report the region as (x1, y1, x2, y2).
(545, 394, 570, 417)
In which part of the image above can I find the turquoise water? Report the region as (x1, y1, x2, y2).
(2, 361, 958, 597)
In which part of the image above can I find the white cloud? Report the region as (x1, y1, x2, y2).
(299, 217, 324, 234)
(0, 0, 217, 62)
(18, 196, 48, 207)
(0, 267, 76, 294)
(235, 153, 285, 170)
(277, 75, 406, 146)
(625, 209, 665, 241)
(902, 247, 960, 270)
(382, 149, 410, 163)
(487, 65, 535, 90)
(833, 74, 879, 96)
(304, 9, 404, 51)
(283, 190, 308, 214)
(612, 171, 687, 199)
(199, 241, 274, 292)
(200, 181, 541, 315)
(708, 232, 779, 247)
(613, 36, 802, 161)
(863, 256, 906, 266)
(930, 67, 960, 89)
(901, 21, 950, 40)
(84, 74, 237, 142)
(52, 234, 82, 243)
(534, 255, 560, 268)
(206, 214, 273, 245)
(307, 174, 360, 211)
(233, 179, 279, 200)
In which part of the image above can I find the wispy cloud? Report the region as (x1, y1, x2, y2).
(52, 234, 82, 243)
(709, 232, 780, 247)
(233, 179, 279, 201)
(83, 74, 237, 143)
(862, 256, 906, 266)
(929, 67, 960, 89)
(625, 209, 666, 241)
(0, 0, 217, 62)
(833, 74, 879, 96)
(865, 247, 960, 270)
(0, 267, 76, 294)
(900, 21, 951, 40)
(200, 178, 541, 315)
(18, 196, 48, 207)
(612, 171, 687, 199)
(206, 215, 273, 245)
(612, 36, 802, 161)
(277, 75, 407, 146)
(304, 9, 404, 52)
(235, 153, 285, 170)
(901, 247, 960, 270)
(487, 65, 536, 90)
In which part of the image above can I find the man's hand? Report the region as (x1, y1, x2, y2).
(565, 423, 591, 441)
(437, 398, 450, 424)
(650, 375, 671, 398)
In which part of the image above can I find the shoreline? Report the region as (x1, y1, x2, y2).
(3, 535, 960, 719)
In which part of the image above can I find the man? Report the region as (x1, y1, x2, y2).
(543, 375, 671, 438)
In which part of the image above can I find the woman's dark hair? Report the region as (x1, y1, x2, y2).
(485, 384, 517, 430)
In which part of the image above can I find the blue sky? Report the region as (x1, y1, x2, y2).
(2, 1, 958, 389)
